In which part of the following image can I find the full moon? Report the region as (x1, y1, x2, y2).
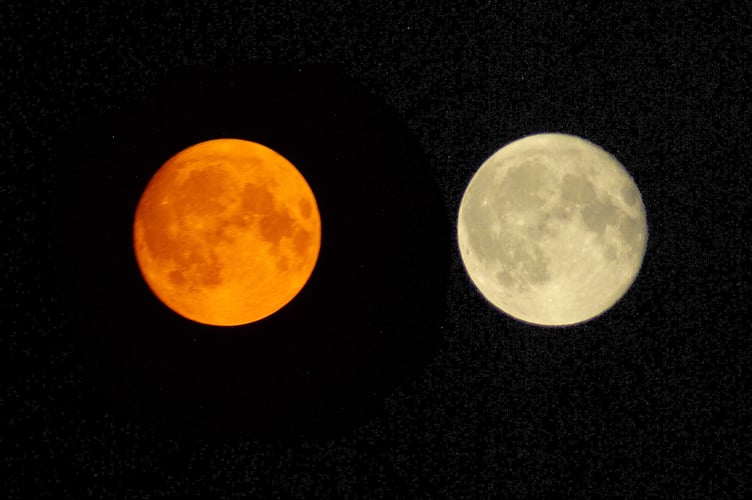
(457, 133, 647, 326)
(133, 138, 321, 326)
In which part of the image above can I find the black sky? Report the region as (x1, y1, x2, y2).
(3, 1, 750, 498)
(50, 64, 451, 442)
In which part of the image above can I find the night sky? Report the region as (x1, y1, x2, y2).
(4, 1, 749, 498)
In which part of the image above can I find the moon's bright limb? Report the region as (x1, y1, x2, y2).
(133, 138, 321, 326)
(457, 133, 648, 326)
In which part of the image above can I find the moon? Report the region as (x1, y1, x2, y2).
(133, 138, 321, 326)
(457, 133, 648, 326)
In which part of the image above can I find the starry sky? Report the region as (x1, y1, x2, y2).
(3, 1, 749, 497)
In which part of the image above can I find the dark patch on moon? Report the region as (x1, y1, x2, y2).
(481, 232, 552, 294)
(617, 213, 645, 256)
(561, 172, 596, 205)
(298, 197, 312, 219)
(496, 159, 553, 212)
(581, 196, 620, 235)
(178, 164, 230, 217)
(620, 179, 640, 206)
(241, 180, 275, 215)
(560, 171, 624, 237)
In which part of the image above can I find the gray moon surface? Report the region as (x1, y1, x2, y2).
(457, 133, 648, 326)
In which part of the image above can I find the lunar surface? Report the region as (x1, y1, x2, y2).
(133, 138, 321, 326)
(457, 133, 647, 326)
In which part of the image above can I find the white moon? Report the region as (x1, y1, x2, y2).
(457, 133, 648, 326)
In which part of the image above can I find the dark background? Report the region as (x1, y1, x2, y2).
(49, 63, 453, 443)
(3, 1, 749, 498)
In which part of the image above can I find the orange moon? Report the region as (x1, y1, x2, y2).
(133, 138, 321, 326)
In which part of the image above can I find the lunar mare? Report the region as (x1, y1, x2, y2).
(457, 133, 647, 326)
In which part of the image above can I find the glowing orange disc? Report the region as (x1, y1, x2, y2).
(133, 138, 321, 326)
